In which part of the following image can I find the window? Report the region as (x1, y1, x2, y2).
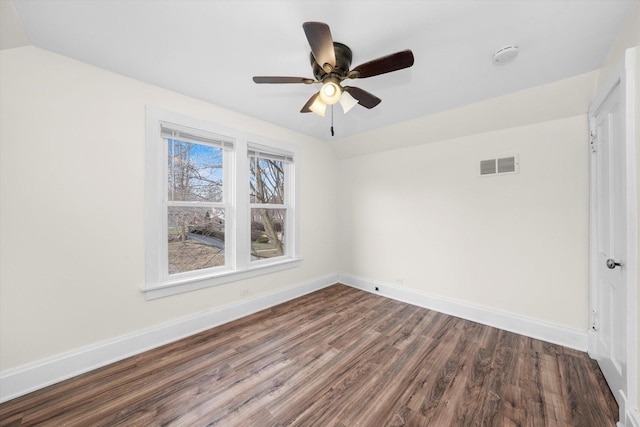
(249, 145, 293, 262)
(164, 123, 231, 276)
(145, 108, 300, 299)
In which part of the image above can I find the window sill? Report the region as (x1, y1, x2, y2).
(142, 257, 303, 300)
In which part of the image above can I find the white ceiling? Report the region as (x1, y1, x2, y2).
(6, 0, 639, 141)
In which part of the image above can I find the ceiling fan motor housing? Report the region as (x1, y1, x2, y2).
(311, 42, 353, 81)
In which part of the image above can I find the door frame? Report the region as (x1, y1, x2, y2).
(588, 49, 639, 426)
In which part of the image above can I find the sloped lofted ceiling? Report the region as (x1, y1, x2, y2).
(5, 0, 639, 141)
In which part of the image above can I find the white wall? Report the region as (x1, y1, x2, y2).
(0, 46, 338, 371)
(337, 113, 590, 330)
(598, 4, 640, 90)
(330, 71, 598, 160)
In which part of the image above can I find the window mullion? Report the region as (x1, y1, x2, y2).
(235, 138, 250, 271)
(224, 147, 236, 270)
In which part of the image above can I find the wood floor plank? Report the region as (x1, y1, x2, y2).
(0, 284, 618, 426)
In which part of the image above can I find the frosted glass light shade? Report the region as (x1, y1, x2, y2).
(339, 91, 359, 113)
(309, 96, 327, 116)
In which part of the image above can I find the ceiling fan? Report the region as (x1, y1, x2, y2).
(253, 22, 414, 117)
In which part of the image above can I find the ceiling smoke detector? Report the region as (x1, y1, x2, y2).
(493, 45, 519, 65)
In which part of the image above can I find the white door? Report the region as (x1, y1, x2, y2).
(591, 80, 627, 408)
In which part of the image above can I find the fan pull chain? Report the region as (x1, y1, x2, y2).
(331, 104, 334, 137)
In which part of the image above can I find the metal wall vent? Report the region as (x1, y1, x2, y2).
(480, 155, 518, 176)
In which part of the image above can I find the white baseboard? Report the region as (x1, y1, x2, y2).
(338, 273, 589, 351)
(0, 274, 337, 404)
(0, 272, 593, 404)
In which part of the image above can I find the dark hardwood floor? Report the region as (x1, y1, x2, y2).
(0, 284, 617, 426)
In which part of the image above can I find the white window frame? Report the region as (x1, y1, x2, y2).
(162, 121, 234, 280)
(144, 107, 301, 299)
(248, 142, 295, 266)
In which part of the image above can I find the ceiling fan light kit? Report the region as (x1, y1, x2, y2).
(253, 21, 415, 128)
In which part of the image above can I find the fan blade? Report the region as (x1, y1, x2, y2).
(253, 76, 315, 84)
(303, 22, 336, 70)
(351, 50, 414, 79)
(300, 92, 321, 113)
(344, 86, 381, 109)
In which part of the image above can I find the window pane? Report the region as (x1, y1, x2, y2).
(168, 206, 225, 274)
(251, 208, 285, 260)
(168, 139, 223, 202)
(250, 157, 285, 204)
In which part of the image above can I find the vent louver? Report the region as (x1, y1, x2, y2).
(480, 159, 497, 175)
(497, 157, 516, 173)
(479, 155, 518, 176)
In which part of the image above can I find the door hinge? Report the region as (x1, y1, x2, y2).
(591, 309, 598, 331)
(590, 130, 598, 153)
